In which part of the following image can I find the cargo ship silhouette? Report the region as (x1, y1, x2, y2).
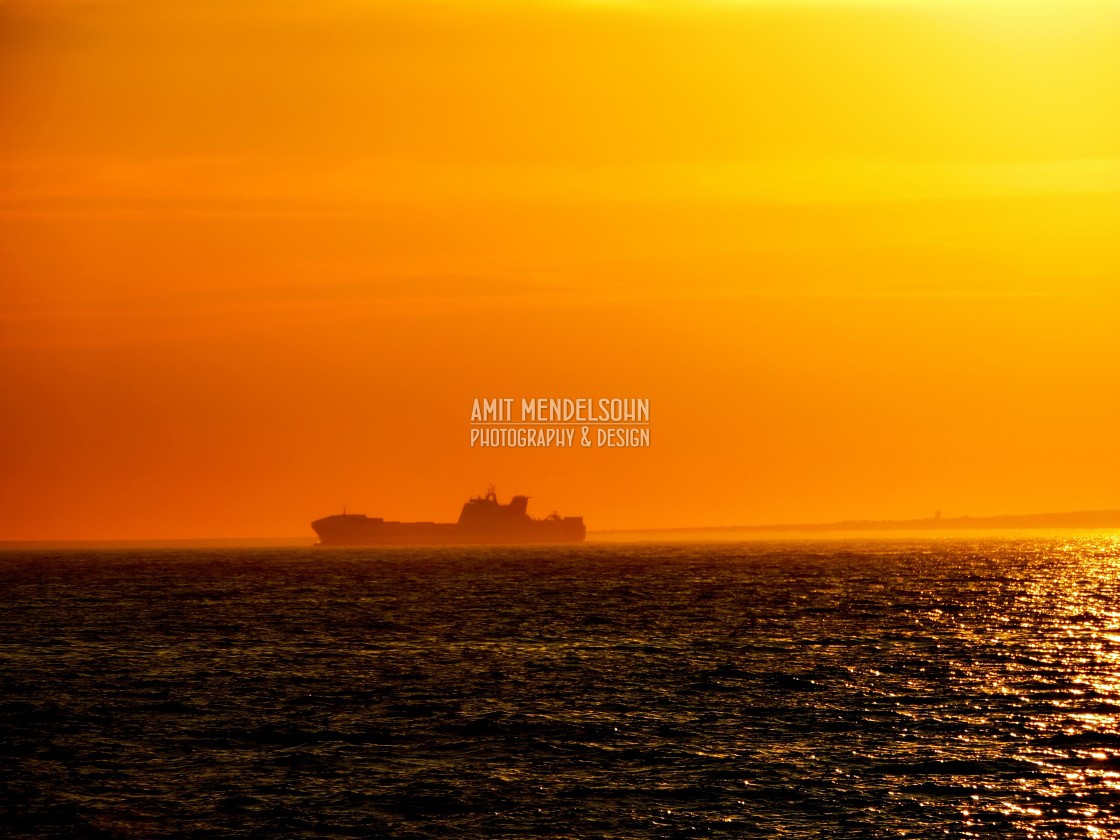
(311, 486, 586, 546)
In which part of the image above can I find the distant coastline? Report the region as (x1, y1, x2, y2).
(593, 509, 1120, 538)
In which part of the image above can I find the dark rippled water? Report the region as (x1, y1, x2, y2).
(3, 538, 1120, 838)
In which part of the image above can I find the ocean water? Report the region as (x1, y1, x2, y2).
(2, 538, 1119, 838)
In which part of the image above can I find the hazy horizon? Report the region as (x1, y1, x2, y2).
(5, 505, 1120, 548)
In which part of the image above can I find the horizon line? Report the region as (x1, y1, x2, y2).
(3, 507, 1120, 548)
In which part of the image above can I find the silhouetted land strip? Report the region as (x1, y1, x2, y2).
(593, 509, 1120, 537)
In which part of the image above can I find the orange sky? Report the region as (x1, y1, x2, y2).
(1, 0, 1119, 539)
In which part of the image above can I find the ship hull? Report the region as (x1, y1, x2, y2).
(311, 515, 586, 547)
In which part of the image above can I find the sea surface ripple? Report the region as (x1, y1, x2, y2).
(2, 537, 1120, 838)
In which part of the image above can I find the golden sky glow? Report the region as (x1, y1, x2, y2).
(1, 0, 1118, 538)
